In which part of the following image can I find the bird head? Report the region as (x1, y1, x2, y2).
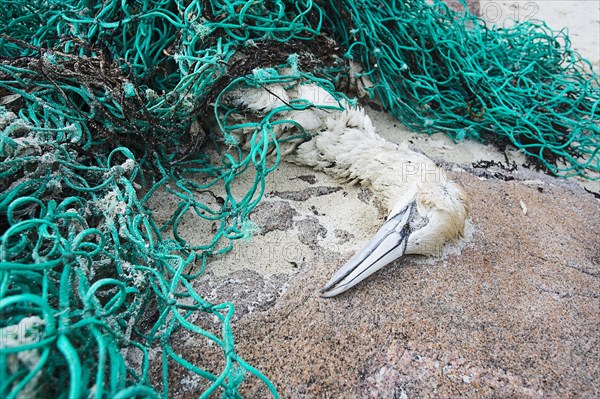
(321, 175, 469, 297)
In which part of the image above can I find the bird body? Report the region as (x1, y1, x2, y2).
(291, 108, 469, 256)
(223, 81, 469, 297)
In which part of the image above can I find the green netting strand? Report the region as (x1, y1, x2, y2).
(322, 0, 599, 177)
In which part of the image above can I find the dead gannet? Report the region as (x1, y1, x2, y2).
(225, 81, 469, 297)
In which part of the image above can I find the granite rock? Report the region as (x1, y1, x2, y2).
(169, 169, 599, 398)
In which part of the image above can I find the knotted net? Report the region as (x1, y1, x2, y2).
(1, 0, 598, 397)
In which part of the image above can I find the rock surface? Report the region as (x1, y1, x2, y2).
(168, 166, 599, 398)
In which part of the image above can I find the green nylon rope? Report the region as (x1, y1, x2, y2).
(322, 0, 599, 177)
(1, 0, 598, 398)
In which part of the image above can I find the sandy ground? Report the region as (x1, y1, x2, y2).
(148, 1, 600, 398)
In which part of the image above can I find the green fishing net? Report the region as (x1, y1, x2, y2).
(0, 0, 598, 398)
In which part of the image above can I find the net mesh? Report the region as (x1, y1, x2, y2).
(0, 0, 598, 397)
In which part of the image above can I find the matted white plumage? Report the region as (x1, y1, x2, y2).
(223, 80, 469, 297)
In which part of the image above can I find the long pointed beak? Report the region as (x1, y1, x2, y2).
(320, 203, 413, 298)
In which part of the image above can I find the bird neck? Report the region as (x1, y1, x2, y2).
(291, 106, 438, 215)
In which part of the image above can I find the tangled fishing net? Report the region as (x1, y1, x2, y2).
(1, 0, 598, 397)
